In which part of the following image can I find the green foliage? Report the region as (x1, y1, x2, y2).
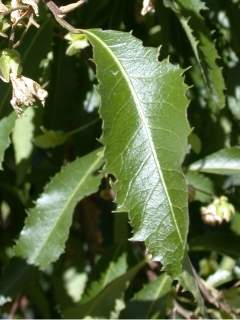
(165, 0, 225, 112)
(0, 0, 240, 318)
(189, 147, 240, 174)
(0, 259, 35, 307)
(81, 252, 128, 303)
(190, 232, 240, 259)
(85, 29, 190, 275)
(12, 108, 35, 164)
(64, 257, 145, 318)
(0, 112, 16, 169)
(13, 149, 103, 269)
(186, 171, 214, 202)
(121, 273, 172, 319)
(34, 130, 68, 149)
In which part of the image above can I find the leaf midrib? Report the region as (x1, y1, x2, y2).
(85, 30, 184, 246)
(30, 153, 102, 265)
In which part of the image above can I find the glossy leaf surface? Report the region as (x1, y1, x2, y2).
(85, 29, 190, 275)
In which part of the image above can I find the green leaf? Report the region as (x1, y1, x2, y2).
(34, 130, 68, 149)
(13, 149, 103, 270)
(179, 256, 206, 316)
(165, 0, 225, 112)
(0, 112, 16, 169)
(63, 259, 145, 318)
(189, 132, 202, 154)
(0, 49, 21, 82)
(231, 213, 240, 236)
(189, 147, 240, 175)
(84, 29, 190, 276)
(12, 108, 35, 164)
(186, 171, 214, 202)
(0, 258, 35, 306)
(34, 118, 100, 149)
(81, 252, 128, 303)
(121, 273, 172, 319)
(190, 232, 240, 258)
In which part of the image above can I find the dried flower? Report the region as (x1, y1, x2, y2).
(11, 0, 39, 27)
(141, 0, 155, 16)
(0, 1, 8, 14)
(10, 73, 47, 114)
(22, 0, 39, 16)
(201, 196, 235, 226)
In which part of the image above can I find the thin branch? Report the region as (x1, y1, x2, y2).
(8, 295, 20, 320)
(43, 0, 82, 33)
(173, 300, 194, 319)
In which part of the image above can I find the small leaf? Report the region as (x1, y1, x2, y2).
(186, 171, 214, 202)
(190, 232, 240, 258)
(189, 132, 202, 154)
(63, 259, 145, 318)
(84, 28, 190, 275)
(231, 213, 240, 236)
(0, 258, 35, 306)
(81, 252, 128, 303)
(0, 49, 21, 83)
(121, 273, 172, 319)
(179, 256, 206, 316)
(65, 33, 89, 56)
(165, 0, 225, 112)
(0, 112, 16, 169)
(13, 149, 103, 269)
(189, 147, 240, 175)
(12, 108, 35, 164)
(34, 130, 68, 149)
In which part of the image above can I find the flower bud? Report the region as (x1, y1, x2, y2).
(201, 196, 235, 226)
(141, 0, 155, 16)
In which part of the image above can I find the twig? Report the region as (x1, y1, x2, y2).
(1, 5, 29, 16)
(43, 0, 82, 33)
(60, 1, 85, 14)
(173, 300, 194, 319)
(9, 8, 31, 46)
(8, 295, 20, 319)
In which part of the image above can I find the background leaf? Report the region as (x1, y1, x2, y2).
(190, 232, 240, 258)
(165, 0, 225, 112)
(189, 147, 240, 174)
(0, 112, 16, 169)
(13, 149, 103, 269)
(63, 259, 145, 318)
(0, 258, 35, 307)
(121, 273, 172, 319)
(12, 108, 35, 165)
(34, 130, 68, 149)
(186, 171, 214, 202)
(81, 251, 128, 303)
